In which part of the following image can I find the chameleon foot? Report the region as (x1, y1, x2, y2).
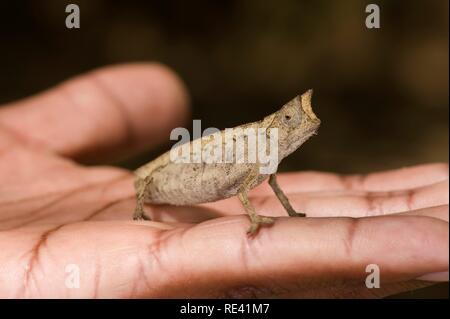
(287, 210, 306, 218)
(133, 209, 152, 221)
(133, 214, 151, 221)
(247, 214, 275, 235)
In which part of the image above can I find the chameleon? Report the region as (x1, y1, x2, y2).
(133, 89, 321, 235)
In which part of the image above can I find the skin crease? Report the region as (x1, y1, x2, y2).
(0, 63, 447, 298)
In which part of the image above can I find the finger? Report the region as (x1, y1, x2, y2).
(159, 214, 448, 297)
(0, 63, 190, 162)
(251, 163, 449, 195)
(84, 178, 447, 224)
(31, 188, 447, 229)
(199, 179, 448, 218)
(30, 164, 445, 227)
(4, 213, 446, 298)
(89, 163, 449, 222)
(398, 204, 448, 222)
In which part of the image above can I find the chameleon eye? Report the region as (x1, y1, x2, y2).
(282, 113, 294, 126)
(281, 111, 301, 127)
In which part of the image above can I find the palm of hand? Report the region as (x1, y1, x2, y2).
(0, 64, 447, 298)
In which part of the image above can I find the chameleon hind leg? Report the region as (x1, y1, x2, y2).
(133, 177, 152, 221)
(238, 167, 274, 235)
(268, 174, 306, 217)
(238, 191, 274, 235)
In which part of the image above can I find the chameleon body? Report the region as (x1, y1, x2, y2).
(134, 90, 320, 234)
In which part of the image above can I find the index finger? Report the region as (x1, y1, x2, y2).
(0, 63, 190, 163)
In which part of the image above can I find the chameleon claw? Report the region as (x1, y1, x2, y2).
(290, 211, 306, 217)
(247, 215, 275, 235)
(133, 210, 152, 221)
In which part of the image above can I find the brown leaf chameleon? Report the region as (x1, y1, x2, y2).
(133, 90, 320, 235)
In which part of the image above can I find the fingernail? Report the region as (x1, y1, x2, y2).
(416, 271, 449, 282)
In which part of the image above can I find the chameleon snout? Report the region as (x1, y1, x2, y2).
(301, 89, 320, 126)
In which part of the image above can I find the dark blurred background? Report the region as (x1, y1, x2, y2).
(0, 0, 448, 297)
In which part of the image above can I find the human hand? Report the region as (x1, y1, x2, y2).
(0, 64, 447, 298)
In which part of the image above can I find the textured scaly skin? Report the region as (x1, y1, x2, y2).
(134, 90, 320, 207)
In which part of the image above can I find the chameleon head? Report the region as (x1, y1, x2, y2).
(274, 89, 321, 159)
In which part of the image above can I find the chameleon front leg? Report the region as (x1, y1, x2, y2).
(133, 177, 152, 221)
(238, 166, 275, 235)
(268, 174, 306, 217)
